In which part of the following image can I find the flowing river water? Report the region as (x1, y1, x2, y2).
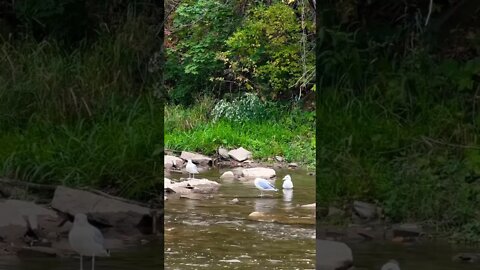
(164, 168, 316, 270)
(0, 243, 163, 270)
(349, 241, 480, 270)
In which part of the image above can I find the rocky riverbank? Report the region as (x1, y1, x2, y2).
(0, 182, 161, 258)
(164, 147, 316, 225)
(316, 200, 480, 269)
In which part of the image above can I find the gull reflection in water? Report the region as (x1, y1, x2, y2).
(253, 198, 277, 213)
(282, 189, 293, 202)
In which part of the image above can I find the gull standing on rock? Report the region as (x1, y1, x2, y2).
(282, 175, 293, 189)
(69, 213, 110, 270)
(381, 259, 400, 270)
(254, 178, 278, 197)
(186, 159, 199, 179)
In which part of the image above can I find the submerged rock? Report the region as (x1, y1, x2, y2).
(228, 147, 252, 162)
(241, 167, 276, 179)
(381, 259, 401, 270)
(220, 171, 235, 179)
(301, 203, 316, 209)
(452, 253, 480, 263)
(317, 239, 353, 270)
(180, 151, 212, 166)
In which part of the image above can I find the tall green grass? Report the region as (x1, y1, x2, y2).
(316, 51, 480, 240)
(0, 17, 163, 200)
(165, 97, 316, 168)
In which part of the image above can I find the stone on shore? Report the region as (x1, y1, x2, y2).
(228, 147, 252, 162)
(218, 147, 230, 159)
(353, 200, 377, 220)
(0, 199, 57, 242)
(51, 186, 151, 231)
(164, 155, 184, 169)
(180, 151, 212, 166)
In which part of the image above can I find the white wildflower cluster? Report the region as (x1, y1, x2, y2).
(211, 93, 266, 122)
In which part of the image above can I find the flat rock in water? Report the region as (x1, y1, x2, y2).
(220, 171, 235, 179)
(164, 155, 184, 169)
(353, 200, 377, 220)
(317, 239, 353, 270)
(392, 223, 423, 238)
(228, 147, 252, 162)
(166, 179, 220, 195)
(164, 178, 173, 189)
(51, 186, 151, 230)
(301, 203, 316, 209)
(180, 151, 212, 166)
(241, 167, 276, 179)
(247, 212, 275, 222)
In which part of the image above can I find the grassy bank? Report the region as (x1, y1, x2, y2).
(317, 58, 480, 242)
(0, 18, 163, 201)
(165, 97, 316, 168)
(0, 97, 162, 200)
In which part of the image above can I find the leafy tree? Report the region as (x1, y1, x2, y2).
(221, 3, 314, 99)
(165, 0, 238, 104)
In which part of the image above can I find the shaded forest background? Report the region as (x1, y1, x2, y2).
(317, 0, 480, 241)
(0, 0, 164, 200)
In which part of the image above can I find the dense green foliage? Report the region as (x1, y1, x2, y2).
(165, 0, 315, 103)
(165, 0, 316, 167)
(317, 1, 480, 241)
(0, 1, 163, 200)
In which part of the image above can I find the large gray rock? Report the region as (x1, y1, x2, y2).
(51, 186, 151, 231)
(317, 239, 353, 270)
(241, 167, 276, 179)
(228, 147, 252, 162)
(0, 200, 57, 242)
(180, 151, 212, 166)
(164, 155, 184, 169)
